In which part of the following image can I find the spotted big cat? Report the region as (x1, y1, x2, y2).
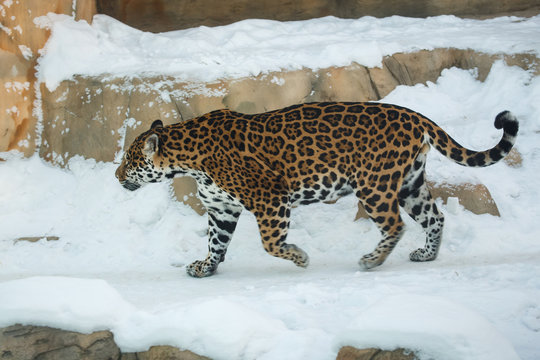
(115, 102, 518, 277)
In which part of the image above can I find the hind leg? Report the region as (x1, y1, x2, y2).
(399, 153, 444, 262)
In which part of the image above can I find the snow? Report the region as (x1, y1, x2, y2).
(0, 277, 135, 333)
(34, 13, 540, 91)
(1, 13, 540, 360)
(341, 294, 520, 360)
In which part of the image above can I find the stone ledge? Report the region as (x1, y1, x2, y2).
(1, 324, 417, 360)
(38, 48, 538, 167)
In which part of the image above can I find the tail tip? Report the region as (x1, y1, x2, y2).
(494, 110, 517, 129)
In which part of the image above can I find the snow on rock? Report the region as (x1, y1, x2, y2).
(112, 299, 301, 358)
(341, 294, 520, 360)
(34, 13, 540, 91)
(0, 276, 136, 333)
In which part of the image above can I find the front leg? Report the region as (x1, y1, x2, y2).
(255, 202, 309, 268)
(187, 204, 242, 278)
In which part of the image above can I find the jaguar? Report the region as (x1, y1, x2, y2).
(115, 102, 518, 277)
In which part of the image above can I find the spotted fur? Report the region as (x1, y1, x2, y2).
(115, 102, 518, 277)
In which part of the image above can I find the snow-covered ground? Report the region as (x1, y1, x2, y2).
(1, 14, 540, 360)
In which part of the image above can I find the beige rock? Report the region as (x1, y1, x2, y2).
(125, 345, 211, 360)
(428, 181, 500, 217)
(457, 50, 500, 82)
(0, 49, 34, 155)
(367, 65, 401, 100)
(0, 0, 97, 156)
(389, 49, 457, 86)
(172, 81, 227, 121)
(0, 324, 120, 360)
(172, 177, 206, 216)
(223, 70, 314, 113)
(0, 1, 95, 56)
(121, 77, 183, 150)
(336, 346, 416, 360)
(14, 236, 60, 243)
(312, 64, 379, 102)
(356, 181, 500, 220)
(504, 53, 540, 77)
(40, 79, 125, 164)
(0, 325, 211, 360)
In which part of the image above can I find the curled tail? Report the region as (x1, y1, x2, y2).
(425, 111, 518, 167)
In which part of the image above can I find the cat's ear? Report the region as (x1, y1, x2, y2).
(143, 134, 159, 156)
(151, 119, 163, 129)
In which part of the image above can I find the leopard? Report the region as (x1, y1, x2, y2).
(115, 102, 518, 277)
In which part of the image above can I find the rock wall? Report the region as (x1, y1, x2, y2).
(2, 1, 539, 156)
(39, 48, 538, 166)
(0, 50, 33, 154)
(96, 0, 540, 32)
(0, 0, 96, 156)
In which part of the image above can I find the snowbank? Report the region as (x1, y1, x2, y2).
(0, 278, 521, 360)
(341, 294, 520, 360)
(0, 277, 135, 333)
(35, 13, 540, 91)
